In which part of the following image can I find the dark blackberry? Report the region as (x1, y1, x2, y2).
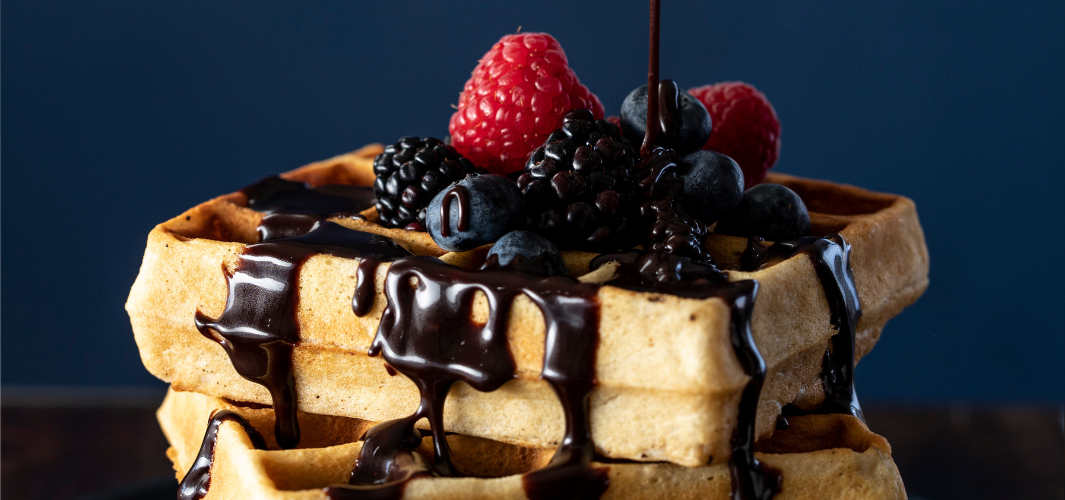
(372, 137, 477, 229)
(520, 109, 641, 250)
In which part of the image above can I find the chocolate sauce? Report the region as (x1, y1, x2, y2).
(639, 0, 684, 157)
(351, 258, 383, 317)
(242, 176, 377, 241)
(518, 270, 606, 500)
(241, 176, 376, 216)
(438, 185, 469, 237)
(257, 213, 323, 241)
(656, 80, 682, 144)
(333, 257, 608, 498)
(178, 410, 266, 500)
(640, 0, 662, 157)
(195, 222, 411, 448)
(634, 147, 683, 198)
(740, 234, 864, 419)
(590, 251, 781, 500)
(324, 414, 430, 500)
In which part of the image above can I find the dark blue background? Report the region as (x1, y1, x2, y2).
(3, 1, 1062, 401)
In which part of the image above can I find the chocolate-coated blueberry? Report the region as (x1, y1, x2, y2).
(715, 183, 810, 242)
(619, 81, 712, 155)
(426, 174, 524, 252)
(483, 230, 568, 276)
(678, 150, 744, 224)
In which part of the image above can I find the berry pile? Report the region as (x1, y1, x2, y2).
(370, 32, 809, 267)
(373, 137, 478, 230)
(518, 109, 640, 251)
(448, 33, 604, 175)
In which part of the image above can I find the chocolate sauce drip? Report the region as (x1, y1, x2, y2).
(241, 176, 376, 216)
(721, 280, 782, 500)
(739, 234, 864, 420)
(640, 0, 662, 157)
(194, 222, 411, 448)
(242, 176, 376, 241)
(591, 251, 781, 500)
(438, 185, 469, 237)
(179, 410, 266, 500)
(324, 414, 430, 500)
(335, 257, 607, 498)
(352, 258, 383, 317)
(519, 269, 606, 500)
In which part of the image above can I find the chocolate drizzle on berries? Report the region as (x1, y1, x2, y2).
(656, 80, 682, 141)
(438, 185, 469, 237)
(335, 256, 608, 499)
(179, 410, 267, 500)
(194, 222, 412, 449)
(740, 234, 864, 420)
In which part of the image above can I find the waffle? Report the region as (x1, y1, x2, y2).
(159, 388, 906, 500)
(126, 145, 928, 467)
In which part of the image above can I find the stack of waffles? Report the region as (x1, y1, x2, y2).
(127, 144, 928, 499)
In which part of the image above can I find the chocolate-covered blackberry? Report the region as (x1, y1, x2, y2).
(372, 137, 477, 229)
(520, 109, 641, 250)
(639, 195, 712, 262)
(631, 146, 714, 263)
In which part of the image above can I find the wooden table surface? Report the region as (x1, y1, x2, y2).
(2, 394, 1062, 500)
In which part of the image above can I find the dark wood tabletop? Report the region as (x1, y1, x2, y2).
(2, 389, 1062, 500)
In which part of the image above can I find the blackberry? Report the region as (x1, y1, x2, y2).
(372, 137, 477, 229)
(519, 109, 641, 251)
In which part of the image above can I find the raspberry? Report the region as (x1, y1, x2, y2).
(449, 33, 604, 176)
(689, 82, 781, 188)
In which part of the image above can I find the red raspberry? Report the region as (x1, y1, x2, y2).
(689, 82, 781, 188)
(449, 33, 604, 175)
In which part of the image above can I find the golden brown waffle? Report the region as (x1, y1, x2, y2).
(127, 145, 928, 467)
(158, 388, 906, 500)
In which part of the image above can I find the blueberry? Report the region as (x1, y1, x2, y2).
(715, 184, 811, 242)
(426, 174, 525, 252)
(678, 150, 745, 224)
(484, 230, 568, 276)
(620, 81, 712, 155)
